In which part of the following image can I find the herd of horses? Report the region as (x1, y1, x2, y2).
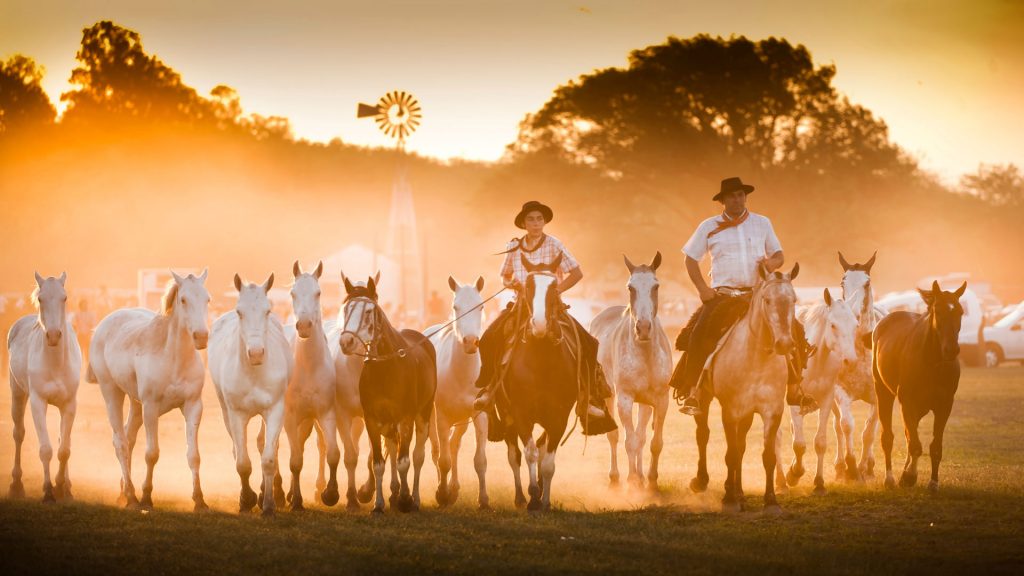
(6, 252, 966, 515)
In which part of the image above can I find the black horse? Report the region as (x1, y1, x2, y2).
(872, 281, 965, 493)
(497, 254, 580, 512)
(338, 275, 436, 514)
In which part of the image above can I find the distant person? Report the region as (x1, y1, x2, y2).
(426, 290, 445, 324)
(71, 298, 97, 363)
(670, 177, 816, 416)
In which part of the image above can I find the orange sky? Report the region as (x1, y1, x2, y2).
(3, 0, 1022, 183)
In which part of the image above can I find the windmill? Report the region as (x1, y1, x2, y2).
(357, 91, 425, 323)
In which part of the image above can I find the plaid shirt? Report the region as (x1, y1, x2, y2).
(500, 234, 580, 288)
(682, 211, 782, 289)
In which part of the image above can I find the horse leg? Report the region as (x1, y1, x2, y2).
(690, 410, 711, 493)
(125, 398, 143, 488)
(316, 411, 341, 507)
(647, 395, 668, 493)
(311, 422, 326, 504)
(472, 412, 490, 510)
(617, 394, 641, 487)
(524, 435, 542, 512)
(540, 434, 558, 512)
(100, 387, 136, 507)
(507, 440, 526, 508)
(9, 380, 28, 499)
(387, 436, 400, 508)
(928, 404, 952, 493)
(227, 410, 256, 513)
(288, 418, 314, 511)
(899, 406, 924, 489)
(839, 397, 861, 482)
(860, 403, 879, 478)
(258, 404, 285, 517)
(353, 418, 375, 504)
(635, 403, 653, 488)
(832, 397, 846, 478)
(735, 414, 754, 510)
(786, 405, 806, 487)
(607, 395, 620, 487)
(448, 420, 469, 506)
(366, 423, 386, 515)
(433, 410, 454, 507)
(763, 413, 782, 511)
(28, 393, 54, 503)
(812, 399, 831, 495)
(337, 413, 360, 510)
(182, 398, 207, 512)
(395, 421, 415, 512)
(410, 414, 430, 512)
(877, 387, 897, 489)
(53, 398, 77, 501)
(721, 418, 739, 512)
(138, 402, 161, 510)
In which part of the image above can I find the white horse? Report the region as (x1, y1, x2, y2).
(277, 261, 343, 511)
(209, 273, 292, 516)
(427, 275, 489, 509)
(87, 270, 210, 511)
(833, 252, 886, 480)
(777, 289, 858, 495)
(7, 272, 82, 502)
(590, 253, 672, 491)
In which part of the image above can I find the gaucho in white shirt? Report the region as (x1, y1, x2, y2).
(672, 177, 816, 418)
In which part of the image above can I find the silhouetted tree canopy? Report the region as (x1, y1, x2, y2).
(0, 55, 56, 135)
(960, 163, 1023, 208)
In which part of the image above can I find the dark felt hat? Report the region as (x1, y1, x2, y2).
(514, 201, 553, 229)
(713, 177, 755, 201)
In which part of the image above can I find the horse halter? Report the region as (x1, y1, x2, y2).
(750, 276, 793, 354)
(518, 272, 564, 345)
(341, 296, 406, 362)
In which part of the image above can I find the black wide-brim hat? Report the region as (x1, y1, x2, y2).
(514, 200, 553, 229)
(713, 177, 755, 201)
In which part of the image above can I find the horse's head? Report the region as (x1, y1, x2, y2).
(919, 280, 966, 361)
(755, 262, 800, 355)
(449, 275, 485, 354)
(233, 273, 274, 365)
(290, 260, 323, 339)
(339, 271, 380, 356)
(521, 253, 563, 340)
(821, 288, 859, 368)
(839, 251, 876, 322)
(169, 269, 211, 350)
(33, 271, 67, 347)
(624, 252, 662, 342)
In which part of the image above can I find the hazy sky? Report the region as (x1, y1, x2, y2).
(3, 0, 1022, 183)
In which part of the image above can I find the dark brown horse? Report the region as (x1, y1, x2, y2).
(338, 275, 436, 514)
(497, 253, 579, 512)
(872, 281, 965, 493)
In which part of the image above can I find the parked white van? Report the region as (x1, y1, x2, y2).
(982, 302, 1024, 367)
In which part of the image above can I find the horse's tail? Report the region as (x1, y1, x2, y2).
(85, 362, 98, 384)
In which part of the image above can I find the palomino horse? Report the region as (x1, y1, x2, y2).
(590, 253, 672, 491)
(700, 263, 800, 512)
(8, 272, 82, 502)
(777, 289, 858, 495)
(276, 261, 343, 511)
(209, 273, 292, 516)
(338, 275, 436, 514)
(873, 281, 965, 493)
(499, 253, 579, 512)
(427, 275, 490, 509)
(87, 270, 211, 511)
(833, 251, 886, 481)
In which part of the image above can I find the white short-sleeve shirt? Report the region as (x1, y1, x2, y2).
(681, 211, 782, 289)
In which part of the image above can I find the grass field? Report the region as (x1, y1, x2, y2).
(1, 366, 1022, 574)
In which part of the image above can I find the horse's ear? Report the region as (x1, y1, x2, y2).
(198, 268, 208, 282)
(520, 253, 537, 273)
(953, 281, 967, 299)
(341, 271, 355, 295)
(448, 276, 459, 293)
(313, 261, 323, 279)
(58, 271, 67, 285)
(367, 276, 378, 297)
(650, 251, 662, 271)
(932, 280, 942, 296)
(373, 271, 381, 286)
(864, 251, 877, 274)
(292, 260, 301, 278)
(823, 288, 833, 307)
(233, 273, 243, 292)
(34, 271, 44, 286)
(550, 251, 563, 272)
(838, 251, 851, 272)
(262, 273, 274, 293)
(789, 262, 800, 281)
(623, 254, 637, 274)
(171, 270, 184, 285)
(475, 276, 485, 292)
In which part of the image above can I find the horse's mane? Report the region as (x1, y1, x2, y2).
(801, 302, 830, 346)
(30, 287, 40, 309)
(161, 280, 178, 316)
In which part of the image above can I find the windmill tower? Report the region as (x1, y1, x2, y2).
(357, 91, 424, 324)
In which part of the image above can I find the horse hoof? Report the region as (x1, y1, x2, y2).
(927, 480, 939, 494)
(371, 507, 384, 516)
(479, 501, 492, 511)
(435, 487, 449, 508)
(139, 501, 154, 512)
(241, 490, 257, 512)
(193, 501, 210, 513)
(609, 476, 620, 488)
(274, 488, 286, 508)
(884, 476, 897, 490)
(786, 467, 804, 487)
(356, 487, 374, 504)
(261, 507, 276, 518)
(628, 475, 645, 490)
(514, 493, 528, 509)
(860, 466, 876, 479)
(899, 472, 917, 488)
(527, 500, 543, 513)
(845, 468, 863, 483)
(397, 494, 415, 513)
(346, 499, 361, 512)
(812, 484, 827, 496)
(721, 500, 742, 514)
(321, 487, 340, 507)
(8, 481, 25, 499)
(764, 503, 783, 516)
(689, 477, 708, 493)
(290, 500, 305, 512)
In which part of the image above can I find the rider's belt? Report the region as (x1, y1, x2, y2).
(715, 286, 753, 297)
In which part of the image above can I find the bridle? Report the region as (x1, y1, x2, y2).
(749, 276, 793, 354)
(517, 271, 564, 346)
(341, 296, 407, 363)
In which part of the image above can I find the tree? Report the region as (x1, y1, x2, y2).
(960, 163, 1023, 208)
(0, 55, 56, 135)
(60, 21, 215, 125)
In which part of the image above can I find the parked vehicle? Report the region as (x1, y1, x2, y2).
(982, 302, 1024, 367)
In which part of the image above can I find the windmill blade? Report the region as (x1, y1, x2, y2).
(357, 103, 380, 118)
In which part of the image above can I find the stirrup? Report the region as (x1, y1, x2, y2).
(679, 397, 703, 416)
(798, 395, 818, 416)
(473, 389, 495, 412)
